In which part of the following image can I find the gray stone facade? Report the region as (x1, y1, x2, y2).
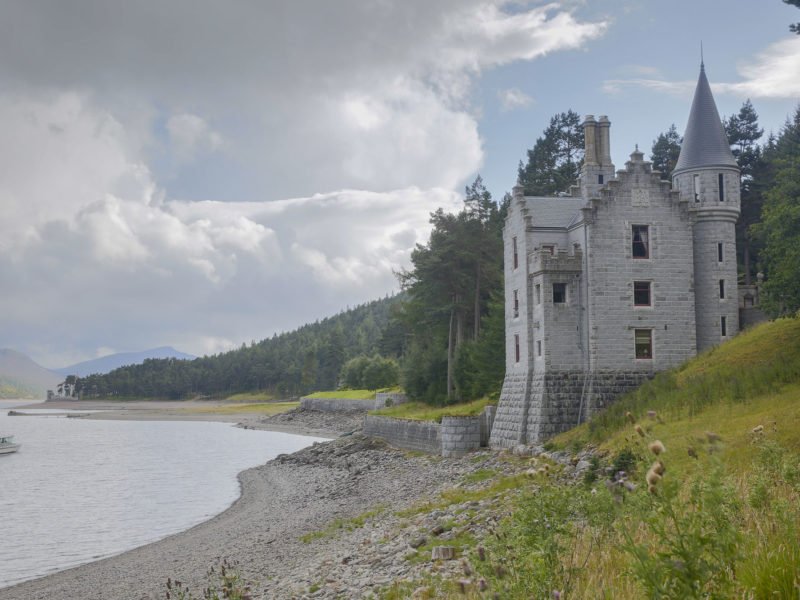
(491, 65, 742, 447)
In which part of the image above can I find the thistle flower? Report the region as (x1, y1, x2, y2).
(646, 469, 661, 486)
(648, 440, 665, 455)
(477, 546, 486, 561)
(651, 460, 665, 476)
(648, 484, 658, 495)
(478, 578, 488, 591)
(626, 411, 635, 424)
(635, 425, 645, 437)
(752, 424, 764, 434)
(687, 446, 698, 459)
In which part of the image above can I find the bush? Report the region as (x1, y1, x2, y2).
(339, 354, 399, 390)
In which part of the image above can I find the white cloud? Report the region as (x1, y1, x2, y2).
(0, 2, 609, 365)
(498, 87, 534, 111)
(604, 37, 800, 100)
(166, 113, 222, 163)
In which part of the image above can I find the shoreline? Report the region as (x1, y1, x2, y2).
(0, 404, 472, 599)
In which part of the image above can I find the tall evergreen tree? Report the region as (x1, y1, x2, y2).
(518, 110, 584, 196)
(784, 0, 800, 34)
(650, 124, 682, 179)
(725, 99, 765, 284)
(753, 107, 800, 315)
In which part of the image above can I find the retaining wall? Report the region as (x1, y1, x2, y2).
(299, 397, 374, 412)
(373, 392, 408, 410)
(363, 415, 441, 454)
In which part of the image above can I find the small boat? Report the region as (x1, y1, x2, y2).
(0, 434, 21, 455)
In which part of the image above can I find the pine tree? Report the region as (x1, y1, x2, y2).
(753, 108, 800, 315)
(650, 124, 682, 179)
(518, 110, 584, 196)
(784, 0, 800, 34)
(725, 100, 765, 284)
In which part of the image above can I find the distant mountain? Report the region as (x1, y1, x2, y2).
(0, 349, 63, 399)
(54, 346, 197, 377)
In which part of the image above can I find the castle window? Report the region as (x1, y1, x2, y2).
(634, 281, 652, 306)
(512, 237, 518, 269)
(553, 283, 567, 304)
(718, 173, 725, 201)
(535, 284, 541, 305)
(598, 174, 604, 184)
(632, 225, 649, 259)
(537, 340, 542, 357)
(635, 329, 653, 359)
(721, 316, 727, 337)
(693, 174, 700, 202)
(514, 334, 520, 363)
(718, 242, 724, 262)
(513, 289, 519, 317)
(542, 244, 555, 255)
(719, 279, 725, 299)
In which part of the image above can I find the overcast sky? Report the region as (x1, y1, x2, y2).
(1, 1, 798, 367)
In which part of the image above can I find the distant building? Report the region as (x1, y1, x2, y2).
(491, 64, 741, 447)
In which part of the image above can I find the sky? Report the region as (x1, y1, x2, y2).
(1, 1, 798, 368)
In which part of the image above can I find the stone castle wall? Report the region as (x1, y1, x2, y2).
(299, 397, 374, 412)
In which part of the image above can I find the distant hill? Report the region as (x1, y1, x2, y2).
(0, 349, 63, 399)
(53, 346, 197, 377)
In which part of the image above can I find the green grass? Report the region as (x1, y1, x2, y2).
(299, 505, 388, 543)
(371, 397, 496, 422)
(302, 389, 376, 400)
(224, 391, 276, 402)
(181, 401, 299, 416)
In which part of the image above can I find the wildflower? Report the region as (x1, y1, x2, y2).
(647, 410, 657, 419)
(624, 480, 637, 492)
(752, 424, 764, 434)
(648, 440, 665, 455)
(477, 546, 486, 561)
(626, 411, 635, 424)
(553, 591, 562, 599)
(651, 460, 665, 475)
(635, 425, 645, 437)
(646, 469, 661, 486)
(478, 578, 488, 591)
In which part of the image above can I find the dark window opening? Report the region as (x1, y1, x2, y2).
(535, 284, 541, 304)
(693, 174, 700, 202)
(598, 174, 604, 184)
(719, 279, 725, 299)
(512, 237, 518, 269)
(542, 244, 555, 255)
(721, 316, 727, 337)
(537, 340, 542, 356)
(635, 329, 652, 359)
(553, 283, 567, 304)
(513, 289, 519, 317)
(718, 173, 725, 202)
(634, 281, 652, 306)
(718, 242, 724, 262)
(514, 334, 520, 363)
(632, 225, 649, 259)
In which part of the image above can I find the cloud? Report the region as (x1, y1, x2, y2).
(0, 2, 609, 365)
(603, 37, 800, 99)
(166, 113, 222, 163)
(498, 88, 534, 111)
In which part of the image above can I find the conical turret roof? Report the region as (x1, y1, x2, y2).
(673, 63, 738, 175)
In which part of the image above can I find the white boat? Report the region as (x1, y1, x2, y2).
(0, 434, 20, 455)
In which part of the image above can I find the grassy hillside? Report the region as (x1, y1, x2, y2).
(0, 349, 62, 399)
(382, 317, 800, 598)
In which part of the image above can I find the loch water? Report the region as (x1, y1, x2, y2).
(0, 400, 323, 589)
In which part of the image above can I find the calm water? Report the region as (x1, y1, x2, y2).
(0, 400, 323, 589)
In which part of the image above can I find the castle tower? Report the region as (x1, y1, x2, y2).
(672, 63, 740, 353)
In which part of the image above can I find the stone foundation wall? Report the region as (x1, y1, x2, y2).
(440, 416, 481, 457)
(491, 370, 651, 447)
(373, 392, 408, 410)
(299, 397, 374, 412)
(363, 415, 441, 454)
(489, 373, 529, 447)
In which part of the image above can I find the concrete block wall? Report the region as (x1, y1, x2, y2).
(363, 415, 441, 454)
(373, 392, 408, 410)
(490, 373, 529, 447)
(441, 416, 482, 457)
(299, 397, 374, 412)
